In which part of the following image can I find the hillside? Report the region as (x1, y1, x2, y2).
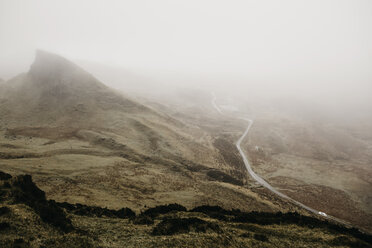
(1, 171, 371, 248)
(127, 87, 372, 233)
(0, 51, 286, 215)
(1, 51, 370, 246)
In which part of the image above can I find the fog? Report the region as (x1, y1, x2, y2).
(1, 0, 372, 120)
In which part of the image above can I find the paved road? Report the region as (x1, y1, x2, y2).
(211, 92, 349, 225)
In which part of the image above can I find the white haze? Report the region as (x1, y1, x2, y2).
(0, 0, 372, 119)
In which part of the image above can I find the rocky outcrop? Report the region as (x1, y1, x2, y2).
(0, 171, 135, 232)
(1, 172, 73, 232)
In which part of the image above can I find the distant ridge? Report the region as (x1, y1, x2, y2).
(29, 50, 107, 90)
(0, 50, 204, 161)
(0, 50, 154, 128)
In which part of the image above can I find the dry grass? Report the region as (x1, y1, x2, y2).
(242, 114, 372, 232)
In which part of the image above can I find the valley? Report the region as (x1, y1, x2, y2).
(0, 51, 371, 247)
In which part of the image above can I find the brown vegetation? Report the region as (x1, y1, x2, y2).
(1, 171, 371, 247)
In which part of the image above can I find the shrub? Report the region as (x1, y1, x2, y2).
(152, 217, 220, 235)
(207, 170, 243, 186)
(132, 215, 154, 225)
(0, 222, 10, 231)
(5, 174, 73, 232)
(254, 233, 269, 242)
(330, 236, 368, 247)
(0, 171, 12, 180)
(142, 203, 187, 218)
(116, 207, 136, 218)
(0, 206, 10, 216)
(56, 202, 135, 219)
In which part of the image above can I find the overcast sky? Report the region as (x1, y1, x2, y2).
(1, 0, 372, 100)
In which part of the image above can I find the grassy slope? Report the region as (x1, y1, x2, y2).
(243, 112, 372, 232)
(0, 51, 281, 215)
(1, 171, 371, 248)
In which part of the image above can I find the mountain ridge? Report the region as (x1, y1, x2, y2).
(0, 51, 161, 128)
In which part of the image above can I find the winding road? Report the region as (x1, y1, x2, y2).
(211, 92, 348, 225)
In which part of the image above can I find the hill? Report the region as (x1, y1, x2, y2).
(0, 51, 282, 214)
(1, 171, 371, 248)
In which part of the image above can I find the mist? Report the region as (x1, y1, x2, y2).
(1, 0, 372, 120)
(2, 1, 372, 240)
